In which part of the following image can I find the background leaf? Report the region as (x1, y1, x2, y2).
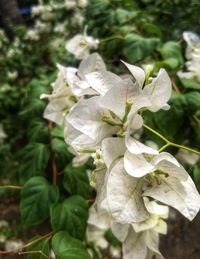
(52, 231, 91, 259)
(50, 196, 89, 240)
(63, 165, 92, 198)
(20, 176, 59, 226)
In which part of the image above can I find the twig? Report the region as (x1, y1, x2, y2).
(172, 80, 181, 94)
(0, 185, 22, 190)
(18, 250, 50, 258)
(0, 232, 53, 254)
(48, 122, 57, 185)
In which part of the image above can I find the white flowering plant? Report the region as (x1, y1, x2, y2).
(0, 1, 200, 259)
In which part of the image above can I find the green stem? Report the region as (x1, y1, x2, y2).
(158, 143, 170, 152)
(144, 123, 200, 156)
(143, 124, 169, 143)
(170, 142, 200, 156)
(100, 35, 125, 44)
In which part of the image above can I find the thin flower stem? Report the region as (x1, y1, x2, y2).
(143, 124, 169, 143)
(158, 143, 170, 152)
(100, 35, 125, 44)
(170, 142, 200, 156)
(144, 124, 200, 155)
(0, 185, 22, 189)
(18, 250, 50, 258)
(0, 232, 53, 254)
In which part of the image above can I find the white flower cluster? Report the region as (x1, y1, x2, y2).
(27, 0, 88, 41)
(0, 124, 7, 144)
(178, 31, 200, 82)
(42, 52, 200, 258)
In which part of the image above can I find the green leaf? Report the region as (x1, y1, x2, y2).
(19, 143, 50, 183)
(63, 165, 92, 198)
(184, 91, 200, 114)
(123, 33, 159, 63)
(158, 41, 183, 69)
(50, 196, 89, 240)
(114, 8, 138, 25)
(52, 138, 72, 170)
(20, 176, 59, 226)
(27, 120, 49, 142)
(180, 78, 200, 90)
(194, 163, 200, 192)
(153, 94, 186, 141)
(141, 22, 162, 38)
(26, 237, 50, 259)
(52, 231, 91, 259)
(51, 125, 65, 138)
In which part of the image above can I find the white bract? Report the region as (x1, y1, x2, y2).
(178, 31, 200, 82)
(42, 52, 200, 258)
(66, 34, 99, 59)
(0, 124, 7, 144)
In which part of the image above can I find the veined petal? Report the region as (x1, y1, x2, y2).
(101, 78, 142, 120)
(153, 152, 188, 181)
(85, 71, 122, 95)
(107, 159, 149, 223)
(123, 228, 147, 259)
(143, 69, 172, 112)
(144, 172, 200, 221)
(87, 205, 110, 230)
(101, 137, 126, 168)
(145, 230, 164, 259)
(43, 94, 73, 125)
(124, 151, 155, 178)
(78, 52, 106, 77)
(126, 137, 159, 155)
(66, 96, 117, 140)
(121, 60, 145, 88)
(132, 214, 158, 233)
(111, 222, 130, 242)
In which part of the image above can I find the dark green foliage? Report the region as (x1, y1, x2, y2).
(20, 176, 59, 226)
(52, 231, 91, 259)
(50, 196, 89, 240)
(63, 165, 92, 198)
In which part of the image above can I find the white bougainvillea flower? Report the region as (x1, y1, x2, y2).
(100, 78, 150, 120)
(101, 137, 126, 168)
(124, 150, 181, 178)
(0, 124, 7, 144)
(122, 151, 200, 220)
(64, 121, 100, 150)
(86, 205, 110, 250)
(65, 96, 119, 150)
(123, 227, 164, 259)
(122, 60, 172, 112)
(183, 31, 200, 59)
(122, 60, 146, 88)
(66, 53, 107, 96)
(176, 149, 199, 166)
(132, 198, 169, 235)
(106, 159, 149, 223)
(40, 65, 76, 125)
(142, 68, 172, 112)
(178, 31, 200, 82)
(85, 70, 122, 96)
(67, 146, 91, 167)
(66, 34, 99, 60)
